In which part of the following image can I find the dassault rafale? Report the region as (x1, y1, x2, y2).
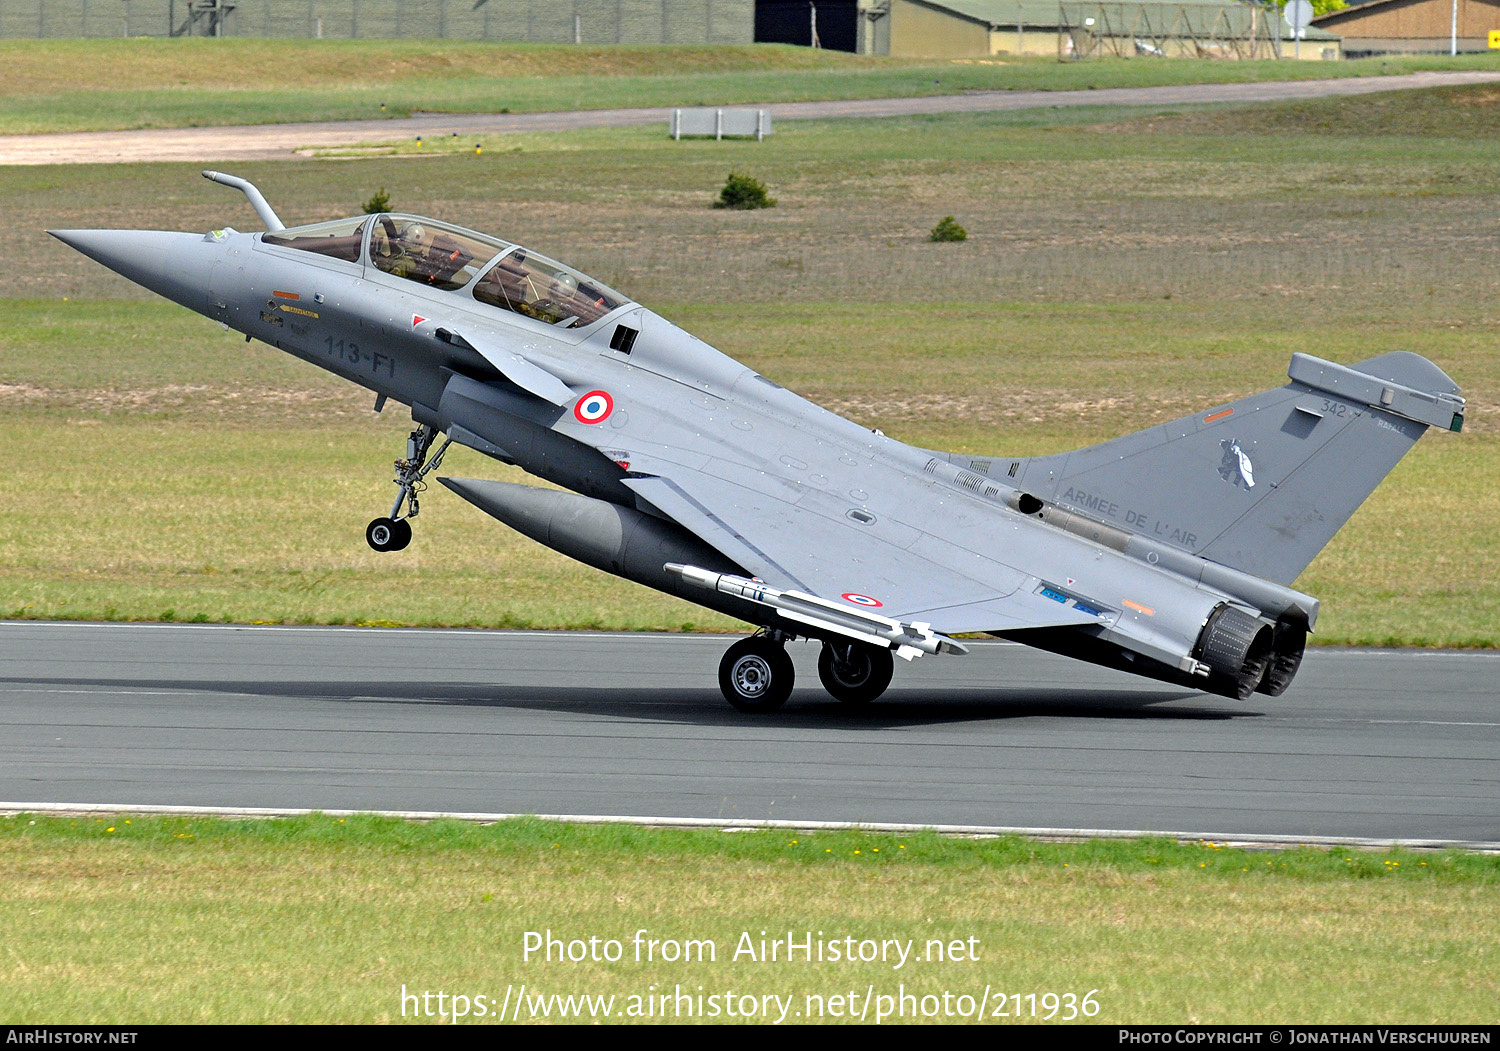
(52, 172, 1466, 712)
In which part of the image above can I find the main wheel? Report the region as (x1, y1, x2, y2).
(366, 517, 411, 552)
(817, 641, 894, 707)
(718, 636, 795, 713)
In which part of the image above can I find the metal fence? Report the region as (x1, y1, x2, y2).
(670, 106, 771, 139)
(1058, 2, 1280, 59)
(0, 0, 752, 42)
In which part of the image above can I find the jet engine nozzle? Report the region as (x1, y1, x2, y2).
(1258, 618, 1308, 698)
(1194, 604, 1276, 700)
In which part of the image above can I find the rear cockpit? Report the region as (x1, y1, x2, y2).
(469, 245, 626, 329)
(260, 214, 631, 330)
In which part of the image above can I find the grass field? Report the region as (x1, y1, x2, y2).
(1, 814, 1496, 1024)
(5, 83, 1500, 643)
(2, 39, 1500, 133)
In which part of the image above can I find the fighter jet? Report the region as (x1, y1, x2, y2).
(51, 172, 1467, 713)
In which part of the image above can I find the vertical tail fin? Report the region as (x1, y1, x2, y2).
(980, 352, 1464, 586)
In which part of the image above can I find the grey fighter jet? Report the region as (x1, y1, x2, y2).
(51, 172, 1467, 713)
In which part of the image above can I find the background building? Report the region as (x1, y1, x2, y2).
(854, 0, 1339, 59)
(0, 0, 753, 42)
(757, 0, 861, 48)
(1311, 0, 1500, 55)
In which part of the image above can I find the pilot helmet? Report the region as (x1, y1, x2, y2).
(550, 271, 578, 299)
(399, 222, 427, 245)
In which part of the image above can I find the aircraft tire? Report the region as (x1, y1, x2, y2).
(390, 519, 413, 551)
(817, 641, 894, 707)
(366, 517, 404, 552)
(719, 637, 794, 713)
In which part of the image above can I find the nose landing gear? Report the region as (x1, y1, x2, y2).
(365, 516, 411, 552)
(366, 423, 452, 552)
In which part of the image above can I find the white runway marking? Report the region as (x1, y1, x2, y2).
(3, 800, 1497, 852)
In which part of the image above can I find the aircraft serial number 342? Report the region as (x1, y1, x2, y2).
(52, 172, 1466, 713)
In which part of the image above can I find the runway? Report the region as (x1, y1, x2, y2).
(4, 70, 1500, 165)
(1, 621, 1496, 844)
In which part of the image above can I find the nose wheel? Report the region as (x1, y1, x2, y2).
(817, 640, 894, 707)
(719, 634, 795, 713)
(366, 517, 412, 552)
(366, 423, 451, 552)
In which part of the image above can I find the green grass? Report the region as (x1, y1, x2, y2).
(1, 813, 1495, 1023)
(1109, 79, 1500, 138)
(7, 84, 1500, 641)
(2, 39, 1500, 133)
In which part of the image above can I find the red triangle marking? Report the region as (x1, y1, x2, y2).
(412, 315, 426, 326)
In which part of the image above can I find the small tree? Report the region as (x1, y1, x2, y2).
(929, 216, 967, 243)
(714, 172, 776, 210)
(362, 187, 392, 214)
(1276, 0, 1345, 15)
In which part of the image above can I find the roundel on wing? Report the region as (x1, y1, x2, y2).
(841, 592, 883, 608)
(574, 390, 614, 424)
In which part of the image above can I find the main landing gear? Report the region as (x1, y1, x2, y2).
(719, 631, 796, 713)
(817, 639, 894, 708)
(716, 631, 895, 713)
(366, 424, 452, 552)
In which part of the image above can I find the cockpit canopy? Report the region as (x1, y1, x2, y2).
(261, 214, 630, 329)
(370, 215, 503, 291)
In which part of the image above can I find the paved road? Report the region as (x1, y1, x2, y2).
(4, 70, 1500, 165)
(1, 622, 1496, 843)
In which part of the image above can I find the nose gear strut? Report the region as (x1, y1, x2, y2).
(366, 424, 452, 552)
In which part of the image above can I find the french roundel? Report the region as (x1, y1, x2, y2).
(574, 390, 614, 424)
(841, 592, 883, 608)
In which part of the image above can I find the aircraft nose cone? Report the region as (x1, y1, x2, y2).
(51, 228, 183, 267)
(49, 229, 213, 303)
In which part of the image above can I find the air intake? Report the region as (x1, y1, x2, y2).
(610, 324, 639, 355)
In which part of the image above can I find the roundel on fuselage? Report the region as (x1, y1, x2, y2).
(574, 390, 614, 424)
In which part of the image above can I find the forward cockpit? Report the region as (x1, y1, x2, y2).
(262, 214, 630, 329)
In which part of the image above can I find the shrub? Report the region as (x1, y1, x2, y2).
(362, 187, 392, 214)
(929, 216, 968, 242)
(714, 172, 776, 210)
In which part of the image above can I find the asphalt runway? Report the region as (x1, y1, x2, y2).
(4, 70, 1500, 165)
(1, 621, 1496, 844)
